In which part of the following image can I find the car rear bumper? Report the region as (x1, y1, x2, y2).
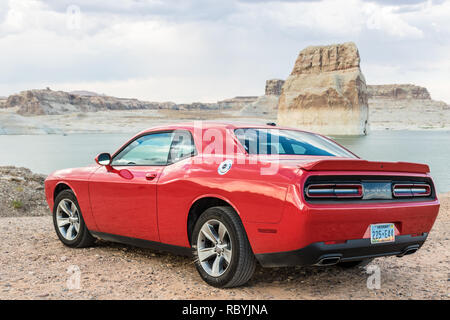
(255, 233, 428, 267)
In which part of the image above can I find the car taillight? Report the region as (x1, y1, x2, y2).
(306, 184, 363, 199)
(393, 184, 431, 197)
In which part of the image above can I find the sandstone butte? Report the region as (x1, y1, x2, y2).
(367, 84, 431, 100)
(277, 42, 369, 135)
(265, 79, 285, 96)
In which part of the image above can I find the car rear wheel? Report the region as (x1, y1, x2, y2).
(192, 206, 256, 288)
(53, 190, 95, 248)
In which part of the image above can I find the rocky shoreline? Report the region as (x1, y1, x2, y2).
(0, 167, 48, 217)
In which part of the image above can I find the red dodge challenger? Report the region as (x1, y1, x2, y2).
(45, 122, 440, 287)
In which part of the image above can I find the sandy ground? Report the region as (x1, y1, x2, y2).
(1, 193, 448, 300)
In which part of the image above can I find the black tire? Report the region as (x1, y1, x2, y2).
(53, 190, 95, 248)
(338, 258, 373, 269)
(192, 206, 256, 288)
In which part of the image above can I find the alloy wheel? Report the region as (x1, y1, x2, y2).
(196, 219, 232, 277)
(56, 199, 80, 241)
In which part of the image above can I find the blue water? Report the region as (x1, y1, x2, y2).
(0, 131, 448, 192)
(332, 131, 450, 193)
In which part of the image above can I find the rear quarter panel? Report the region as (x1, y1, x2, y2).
(156, 155, 299, 247)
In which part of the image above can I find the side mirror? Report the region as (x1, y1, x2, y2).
(95, 153, 112, 166)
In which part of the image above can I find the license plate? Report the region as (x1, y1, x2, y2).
(362, 181, 392, 200)
(370, 223, 395, 244)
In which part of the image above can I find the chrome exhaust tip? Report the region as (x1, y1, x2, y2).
(397, 245, 420, 257)
(316, 256, 341, 266)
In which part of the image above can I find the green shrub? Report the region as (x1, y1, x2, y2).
(11, 200, 23, 209)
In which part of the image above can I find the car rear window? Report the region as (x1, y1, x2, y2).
(234, 128, 356, 158)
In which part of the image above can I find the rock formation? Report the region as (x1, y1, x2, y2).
(217, 96, 259, 109)
(239, 95, 279, 117)
(0, 97, 6, 109)
(237, 80, 284, 117)
(368, 84, 449, 130)
(0, 166, 47, 216)
(277, 42, 369, 135)
(175, 102, 223, 111)
(367, 84, 431, 100)
(3, 89, 259, 116)
(2, 54, 447, 132)
(3, 89, 175, 115)
(265, 79, 285, 96)
(69, 90, 103, 97)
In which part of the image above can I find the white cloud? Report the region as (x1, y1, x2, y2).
(0, 0, 449, 103)
(364, 3, 424, 38)
(236, 0, 366, 37)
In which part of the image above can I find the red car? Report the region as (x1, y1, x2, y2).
(45, 122, 440, 287)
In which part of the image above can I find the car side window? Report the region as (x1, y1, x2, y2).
(291, 143, 306, 154)
(168, 130, 196, 164)
(112, 132, 173, 166)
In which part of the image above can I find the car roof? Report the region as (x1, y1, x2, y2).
(138, 121, 311, 134)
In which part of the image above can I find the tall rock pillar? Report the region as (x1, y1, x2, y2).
(277, 42, 369, 135)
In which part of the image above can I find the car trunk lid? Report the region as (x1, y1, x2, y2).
(298, 159, 430, 174)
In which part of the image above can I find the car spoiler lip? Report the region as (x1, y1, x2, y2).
(298, 159, 430, 174)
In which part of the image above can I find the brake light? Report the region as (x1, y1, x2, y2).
(306, 184, 363, 199)
(393, 184, 431, 197)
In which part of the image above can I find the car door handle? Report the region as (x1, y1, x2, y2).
(145, 172, 158, 181)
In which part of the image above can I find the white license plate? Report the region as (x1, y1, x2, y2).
(370, 223, 395, 244)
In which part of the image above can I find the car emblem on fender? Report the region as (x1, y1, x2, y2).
(218, 160, 233, 175)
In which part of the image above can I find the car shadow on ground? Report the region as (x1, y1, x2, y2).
(92, 239, 372, 291)
(250, 263, 369, 285)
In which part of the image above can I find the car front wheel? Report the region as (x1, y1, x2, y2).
(53, 190, 95, 248)
(192, 206, 256, 288)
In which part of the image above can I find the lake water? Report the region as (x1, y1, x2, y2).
(0, 131, 448, 193)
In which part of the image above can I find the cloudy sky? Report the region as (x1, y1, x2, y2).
(1, 0, 449, 103)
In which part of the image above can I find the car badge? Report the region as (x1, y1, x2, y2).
(218, 160, 233, 175)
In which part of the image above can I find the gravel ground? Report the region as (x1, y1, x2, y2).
(0, 190, 448, 300)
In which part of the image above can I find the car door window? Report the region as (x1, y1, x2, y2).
(112, 132, 173, 166)
(168, 130, 196, 164)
